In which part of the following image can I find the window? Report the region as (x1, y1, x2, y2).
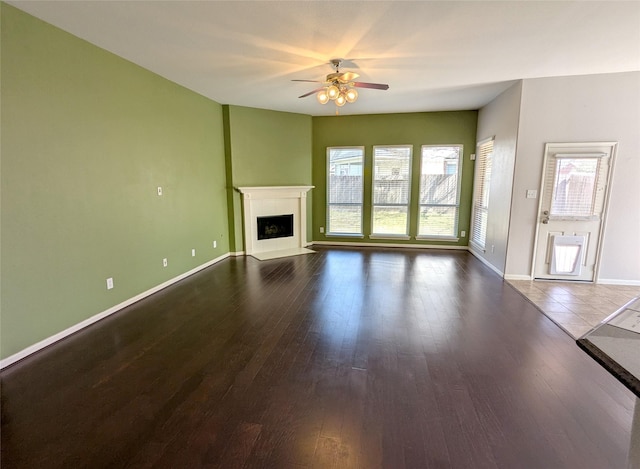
(418, 145, 463, 238)
(471, 138, 494, 248)
(372, 145, 412, 236)
(327, 147, 364, 235)
(549, 157, 600, 217)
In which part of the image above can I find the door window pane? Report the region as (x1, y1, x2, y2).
(551, 158, 599, 217)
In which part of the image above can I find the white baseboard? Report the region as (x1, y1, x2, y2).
(0, 252, 231, 370)
(501, 276, 638, 285)
(597, 278, 640, 286)
(311, 240, 468, 250)
(504, 274, 533, 281)
(467, 250, 505, 277)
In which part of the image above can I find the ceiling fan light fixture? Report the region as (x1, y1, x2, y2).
(294, 60, 388, 111)
(327, 84, 340, 100)
(316, 89, 329, 104)
(345, 87, 358, 103)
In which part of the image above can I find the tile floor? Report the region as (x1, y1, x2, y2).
(507, 280, 640, 339)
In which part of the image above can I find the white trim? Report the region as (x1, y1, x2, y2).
(416, 236, 460, 242)
(477, 135, 496, 146)
(469, 240, 486, 253)
(327, 146, 365, 236)
(0, 253, 231, 370)
(312, 240, 467, 250)
(326, 233, 365, 239)
(372, 144, 413, 237)
(369, 235, 411, 241)
(504, 274, 533, 281)
(555, 153, 607, 159)
(468, 249, 505, 277)
(419, 144, 464, 239)
(597, 278, 640, 286)
(236, 186, 313, 256)
(531, 142, 618, 281)
(236, 185, 314, 193)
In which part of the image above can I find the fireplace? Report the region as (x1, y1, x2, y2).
(257, 214, 294, 240)
(236, 186, 314, 260)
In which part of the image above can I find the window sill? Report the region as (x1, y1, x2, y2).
(369, 235, 411, 241)
(326, 233, 365, 239)
(415, 236, 460, 242)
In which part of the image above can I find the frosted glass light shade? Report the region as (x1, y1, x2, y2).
(327, 85, 340, 100)
(335, 94, 346, 107)
(316, 89, 329, 104)
(345, 88, 358, 103)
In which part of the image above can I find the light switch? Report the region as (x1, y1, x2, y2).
(526, 189, 537, 199)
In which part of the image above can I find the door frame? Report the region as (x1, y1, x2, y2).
(530, 141, 617, 283)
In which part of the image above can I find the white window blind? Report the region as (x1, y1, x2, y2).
(327, 147, 364, 235)
(471, 138, 493, 248)
(547, 156, 604, 217)
(372, 146, 412, 236)
(418, 145, 463, 237)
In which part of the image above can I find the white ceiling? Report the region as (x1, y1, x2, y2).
(9, 1, 640, 116)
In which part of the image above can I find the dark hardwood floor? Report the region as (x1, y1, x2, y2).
(1, 247, 635, 468)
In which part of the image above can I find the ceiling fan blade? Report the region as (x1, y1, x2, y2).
(298, 88, 324, 98)
(292, 79, 323, 83)
(353, 82, 390, 90)
(339, 72, 360, 82)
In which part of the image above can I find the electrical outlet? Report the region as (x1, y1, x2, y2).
(460, 231, 466, 237)
(163, 258, 168, 267)
(157, 186, 163, 196)
(106, 278, 114, 290)
(491, 245, 495, 253)
(320, 227, 324, 233)
(192, 249, 196, 257)
(213, 240, 217, 248)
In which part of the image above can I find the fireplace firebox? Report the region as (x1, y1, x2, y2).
(257, 214, 294, 240)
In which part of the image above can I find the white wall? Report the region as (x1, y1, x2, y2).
(505, 71, 640, 283)
(472, 82, 522, 275)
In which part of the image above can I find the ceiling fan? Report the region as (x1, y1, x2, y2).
(293, 59, 389, 108)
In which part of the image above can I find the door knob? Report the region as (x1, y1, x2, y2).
(542, 217, 549, 224)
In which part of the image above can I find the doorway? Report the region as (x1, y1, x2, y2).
(532, 142, 616, 282)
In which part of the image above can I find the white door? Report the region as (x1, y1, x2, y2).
(533, 142, 616, 281)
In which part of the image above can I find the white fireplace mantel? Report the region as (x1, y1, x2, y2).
(236, 186, 314, 259)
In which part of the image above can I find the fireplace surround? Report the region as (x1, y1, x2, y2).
(237, 186, 314, 260)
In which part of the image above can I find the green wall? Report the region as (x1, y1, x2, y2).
(224, 105, 313, 251)
(1, 4, 229, 358)
(312, 112, 478, 245)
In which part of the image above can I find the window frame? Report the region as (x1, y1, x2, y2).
(370, 145, 413, 239)
(416, 144, 464, 240)
(470, 137, 494, 250)
(326, 146, 365, 237)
